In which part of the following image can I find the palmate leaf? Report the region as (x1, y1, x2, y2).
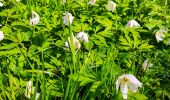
(114, 90, 147, 100)
(143, 18, 163, 30)
(1, 26, 12, 35)
(92, 34, 108, 47)
(97, 30, 113, 38)
(0, 43, 18, 50)
(90, 81, 101, 92)
(69, 66, 102, 93)
(119, 34, 133, 50)
(128, 90, 148, 100)
(138, 43, 154, 51)
(0, 48, 22, 56)
(69, 73, 96, 87)
(130, 94, 148, 100)
(163, 90, 170, 99)
(156, 89, 170, 99)
(95, 16, 113, 29)
(119, 29, 153, 51)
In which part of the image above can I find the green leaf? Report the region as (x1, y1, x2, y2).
(128, 91, 148, 100)
(92, 34, 108, 46)
(69, 73, 96, 87)
(90, 81, 101, 92)
(55, 40, 64, 47)
(138, 43, 154, 51)
(0, 48, 22, 56)
(0, 43, 18, 50)
(95, 16, 112, 29)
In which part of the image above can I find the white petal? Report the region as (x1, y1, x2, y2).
(126, 20, 140, 28)
(0, 2, 3, 7)
(142, 59, 149, 71)
(148, 63, 153, 68)
(16, 0, 21, 2)
(0, 31, 4, 41)
(127, 81, 139, 93)
(88, 0, 96, 5)
(63, 12, 74, 26)
(106, 1, 116, 12)
(84, 34, 89, 43)
(30, 11, 40, 26)
(36, 93, 40, 100)
(74, 36, 81, 49)
(25, 80, 33, 99)
(76, 32, 88, 43)
(65, 34, 81, 50)
(65, 41, 69, 47)
(77, 32, 84, 38)
(62, 0, 66, 4)
(116, 75, 124, 91)
(121, 83, 128, 99)
(155, 29, 166, 42)
(125, 74, 142, 87)
(30, 17, 39, 26)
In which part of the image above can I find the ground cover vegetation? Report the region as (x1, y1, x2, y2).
(0, 0, 170, 100)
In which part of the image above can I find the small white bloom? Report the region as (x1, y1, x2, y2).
(62, 0, 66, 4)
(0, 2, 3, 7)
(0, 24, 2, 26)
(142, 59, 153, 71)
(30, 11, 40, 26)
(88, 0, 96, 5)
(16, 0, 21, 2)
(0, 31, 4, 41)
(25, 80, 33, 99)
(155, 29, 167, 42)
(65, 34, 81, 52)
(76, 32, 88, 43)
(126, 20, 140, 28)
(63, 12, 74, 26)
(25, 80, 40, 99)
(116, 74, 142, 99)
(36, 93, 40, 100)
(106, 1, 116, 12)
(142, 59, 149, 71)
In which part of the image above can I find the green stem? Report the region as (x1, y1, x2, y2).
(41, 48, 46, 100)
(18, 45, 34, 70)
(165, 0, 167, 6)
(69, 25, 76, 73)
(131, 0, 134, 19)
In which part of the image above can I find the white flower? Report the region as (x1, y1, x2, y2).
(0, 31, 4, 41)
(25, 80, 34, 99)
(62, 0, 66, 4)
(116, 74, 142, 99)
(106, 1, 116, 12)
(142, 59, 149, 71)
(16, 0, 21, 2)
(63, 12, 74, 26)
(36, 93, 40, 100)
(0, 2, 3, 7)
(30, 11, 40, 26)
(88, 0, 96, 5)
(25, 80, 40, 100)
(126, 20, 140, 28)
(65, 34, 81, 52)
(155, 29, 167, 42)
(76, 32, 88, 43)
(142, 59, 153, 71)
